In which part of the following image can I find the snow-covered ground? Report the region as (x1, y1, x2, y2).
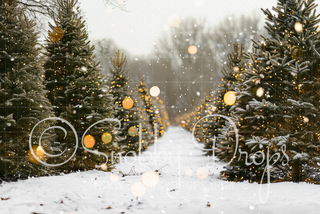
(1, 126, 320, 214)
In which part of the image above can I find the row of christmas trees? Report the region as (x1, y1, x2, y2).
(177, 0, 320, 183)
(0, 0, 169, 182)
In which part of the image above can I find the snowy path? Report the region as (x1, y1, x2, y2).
(1, 126, 320, 214)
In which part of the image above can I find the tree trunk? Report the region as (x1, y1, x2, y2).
(292, 159, 300, 182)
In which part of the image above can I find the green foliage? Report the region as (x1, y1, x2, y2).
(106, 51, 153, 154)
(136, 80, 163, 137)
(221, 0, 320, 182)
(0, 0, 55, 181)
(178, 0, 320, 183)
(44, 0, 120, 172)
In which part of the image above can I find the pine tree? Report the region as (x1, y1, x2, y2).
(107, 51, 153, 154)
(44, 0, 120, 172)
(123, 90, 154, 153)
(203, 44, 247, 156)
(136, 79, 162, 137)
(219, 0, 320, 182)
(155, 96, 170, 134)
(151, 96, 168, 137)
(0, 0, 55, 181)
(193, 93, 214, 143)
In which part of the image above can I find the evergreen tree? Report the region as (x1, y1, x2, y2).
(0, 0, 55, 181)
(136, 79, 162, 137)
(204, 44, 247, 156)
(151, 96, 168, 137)
(107, 51, 153, 153)
(193, 93, 214, 143)
(44, 0, 120, 172)
(123, 90, 154, 153)
(219, 0, 320, 182)
(155, 96, 170, 133)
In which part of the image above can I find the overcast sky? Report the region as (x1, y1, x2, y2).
(78, 0, 276, 55)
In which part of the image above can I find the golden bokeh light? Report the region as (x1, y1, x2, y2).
(256, 87, 264, 97)
(294, 22, 303, 32)
(110, 173, 119, 182)
(28, 145, 45, 164)
(196, 167, 209, 180)
(188, 45, 198, 55)
(168, 14, 181, 28)
(101, 164, 108, 171)
(122, 97, 134, 109)
(150, 86, 160, 97)
(131, 182, 146, 197)
(141, 171, 159, 187)
(303, 116, 309, 123)
(49, 27, 64, 42)
(84, 135, 95, 148)
(233, 66, 239, 73)
(223, 91, 236, 106)
(128, 126, 138, 137)
(102, 132, 112, 144)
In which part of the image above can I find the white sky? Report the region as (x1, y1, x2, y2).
(79, 0, 276, 55)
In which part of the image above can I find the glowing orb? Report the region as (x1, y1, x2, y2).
(185, 169, 193, 176)
(128, 126, 138, 137)
(150, 86, 160, 97)
(110, 173, 119, 182)
(141, 171, 159, 187)
(28, 145, 45, 164)
(303, 116, 309, 123)
(101, 164, 108, 171)
(233, 66, 239, 73)
(291, 46, 303, 60)
(294, 22, 303, 32)
(168, 14, 181, 28)
(223, 91, 236, 106)
(196, 167, 209, 180)
(49, 27, 64, 42)
(84, 135, 95, 148)
(80, 66, 87, 72)
(256, 87, 264, 97)
(163, 24, 169, 31)
(188, 45, 198, 55)
(122, 97, 134, 109)
(102, 132, 112, 144)
(131, 182, 146, 197)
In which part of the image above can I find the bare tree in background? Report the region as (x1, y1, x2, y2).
(18, 0, 126, 16)
(153, 14, 264, 120)
(208, 12, 265, 65)
(17, 0, 56, 15)
(153, 17, 219, 119)
(15, 0, 126, 30)
(94, 38, 131, 75)
(93, 14, 265, 121)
